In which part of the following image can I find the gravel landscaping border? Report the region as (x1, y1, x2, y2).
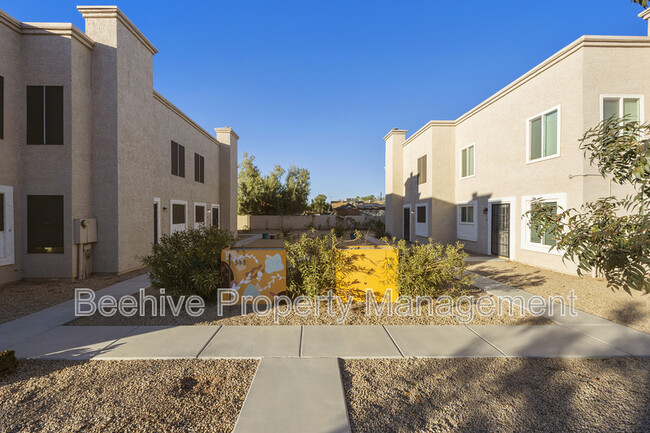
(0, 359, 258, 433)
(0, 268, 150, 325)
(341, 357, 650, 433)
(467, 260, 650, 334)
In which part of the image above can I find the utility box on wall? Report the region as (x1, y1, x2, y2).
(74, 218, 97, 244)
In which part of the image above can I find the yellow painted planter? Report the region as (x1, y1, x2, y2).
(221, 248, 287, 303)
(335, 245, 399, 302)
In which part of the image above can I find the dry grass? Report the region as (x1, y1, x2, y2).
(0, 359, 257, 433)
(467, 260, 650, 334)
(0, 268, 149, 324)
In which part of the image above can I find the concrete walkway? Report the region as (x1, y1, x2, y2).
(2, 271, 649, 433)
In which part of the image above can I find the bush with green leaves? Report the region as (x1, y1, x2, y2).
(285, 230, 343, 297)
(142, 226, 235, 299)
(527, 116, 650, 293)
(386, 238, 472, 298)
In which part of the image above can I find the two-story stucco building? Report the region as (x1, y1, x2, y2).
(385, 11, 650, 274)
(0, 6, 238, 285)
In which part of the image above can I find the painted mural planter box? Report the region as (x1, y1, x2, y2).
(221, 248, 287, 303)
(336, 245, 399, 303)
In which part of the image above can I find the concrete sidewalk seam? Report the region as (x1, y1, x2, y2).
(382, 325, 405, 358)
(464, 325, 508, 357)
(299, 325, 304, 358)
(195, 325, 223, 358)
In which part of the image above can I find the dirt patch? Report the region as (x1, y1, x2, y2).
(467, 260, 650, 334)
(68, 286, 552, 326)
(0, 359, 257, 433)
(342, 357, 650, 433)
(0, 268, 149, 325)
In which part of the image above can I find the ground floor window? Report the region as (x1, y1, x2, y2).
(460, 205, 474, 223)
(521, 194, 565, 254)
(457, 201, 477, 242)
(170, 200, 187, 234)
(194, 203, 206, 229)
(27, 195, 64, 254)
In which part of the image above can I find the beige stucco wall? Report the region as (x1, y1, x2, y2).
(0, 7, 239, 283)
(0, 16, 22, 283)
(386, 35, 650, 275)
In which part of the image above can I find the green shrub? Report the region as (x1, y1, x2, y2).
(387, 238, 472, 298)
(0, 350, 17, 377)
(142, 226, 235, 299)
(285, 230, 345, 297)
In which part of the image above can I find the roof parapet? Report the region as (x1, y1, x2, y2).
(77, 5, 158, 55)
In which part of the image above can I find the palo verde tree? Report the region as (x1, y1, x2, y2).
(527, 115, 650, 294)
(310, 194, 330, 214)
(238, 152, 311, 215)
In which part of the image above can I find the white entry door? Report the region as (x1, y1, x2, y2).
(0, 186, 15, 266)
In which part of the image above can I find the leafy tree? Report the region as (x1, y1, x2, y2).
(633, 0, 648, 8)
(238, 153, 311, 215)
(527, 116, 650, 293)
(310, 194, 330, 214)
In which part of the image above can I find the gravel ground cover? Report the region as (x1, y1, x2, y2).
(342, 357, 650, 433)
(0, 359, 257, 433)
(467, 260, 650, 334)
(0, 268, 150, 325)
(69, 286, 552, 326)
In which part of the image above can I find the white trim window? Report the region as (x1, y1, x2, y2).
(457, 201, 478, 242)
(527, 106, 560, 163)
(194, 202, 206, 229)
(415, 203, 428, 237)
(521, 193, 566, 254)
(460, 144, 475, 179)
(601, 95, 644, 124)
(170, 199, 188, 234)
(0, 186, 15, 266)
(210, 204, 221, 228)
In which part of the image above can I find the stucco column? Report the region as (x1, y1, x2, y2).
(384, 128, 407, 238)
(640, 8, 650, 36)
(215, 127, 239, 234)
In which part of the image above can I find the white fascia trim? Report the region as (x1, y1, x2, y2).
(525, 105, 561, 164)
(520, 193, 566, 255)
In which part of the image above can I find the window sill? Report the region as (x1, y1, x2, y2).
(460, 174, 475, 180)
(526, 153, 560, 165)
(521, 243, 563, 255)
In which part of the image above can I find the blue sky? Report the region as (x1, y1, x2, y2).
(3, 1, 647, 201)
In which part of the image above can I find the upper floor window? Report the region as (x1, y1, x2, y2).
(27, 195, 64, 254)
(528, 107, 559, 162)
(460, 144, 475, 179)
(171, 141, 185, 177)
(0, 76, 4, 140)
(26, 86, 63, 145)
(602, 96, 642, 124)
(195, 153, 205, 183)
(417, 155, 427, 185)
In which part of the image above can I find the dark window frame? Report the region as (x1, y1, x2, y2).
(26, 85, 64, 145)
(27, 195, 64, 254)
(194, 153, 205, 183)
(417, 155, 427, 185)
(172, 203, 186, 225)
(0, 75, 4, 140)
(416, 205, 426, 224)
(0, 193, 4, 232)
(195, 205, 205, 224)
(171, 141, 185, 177)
